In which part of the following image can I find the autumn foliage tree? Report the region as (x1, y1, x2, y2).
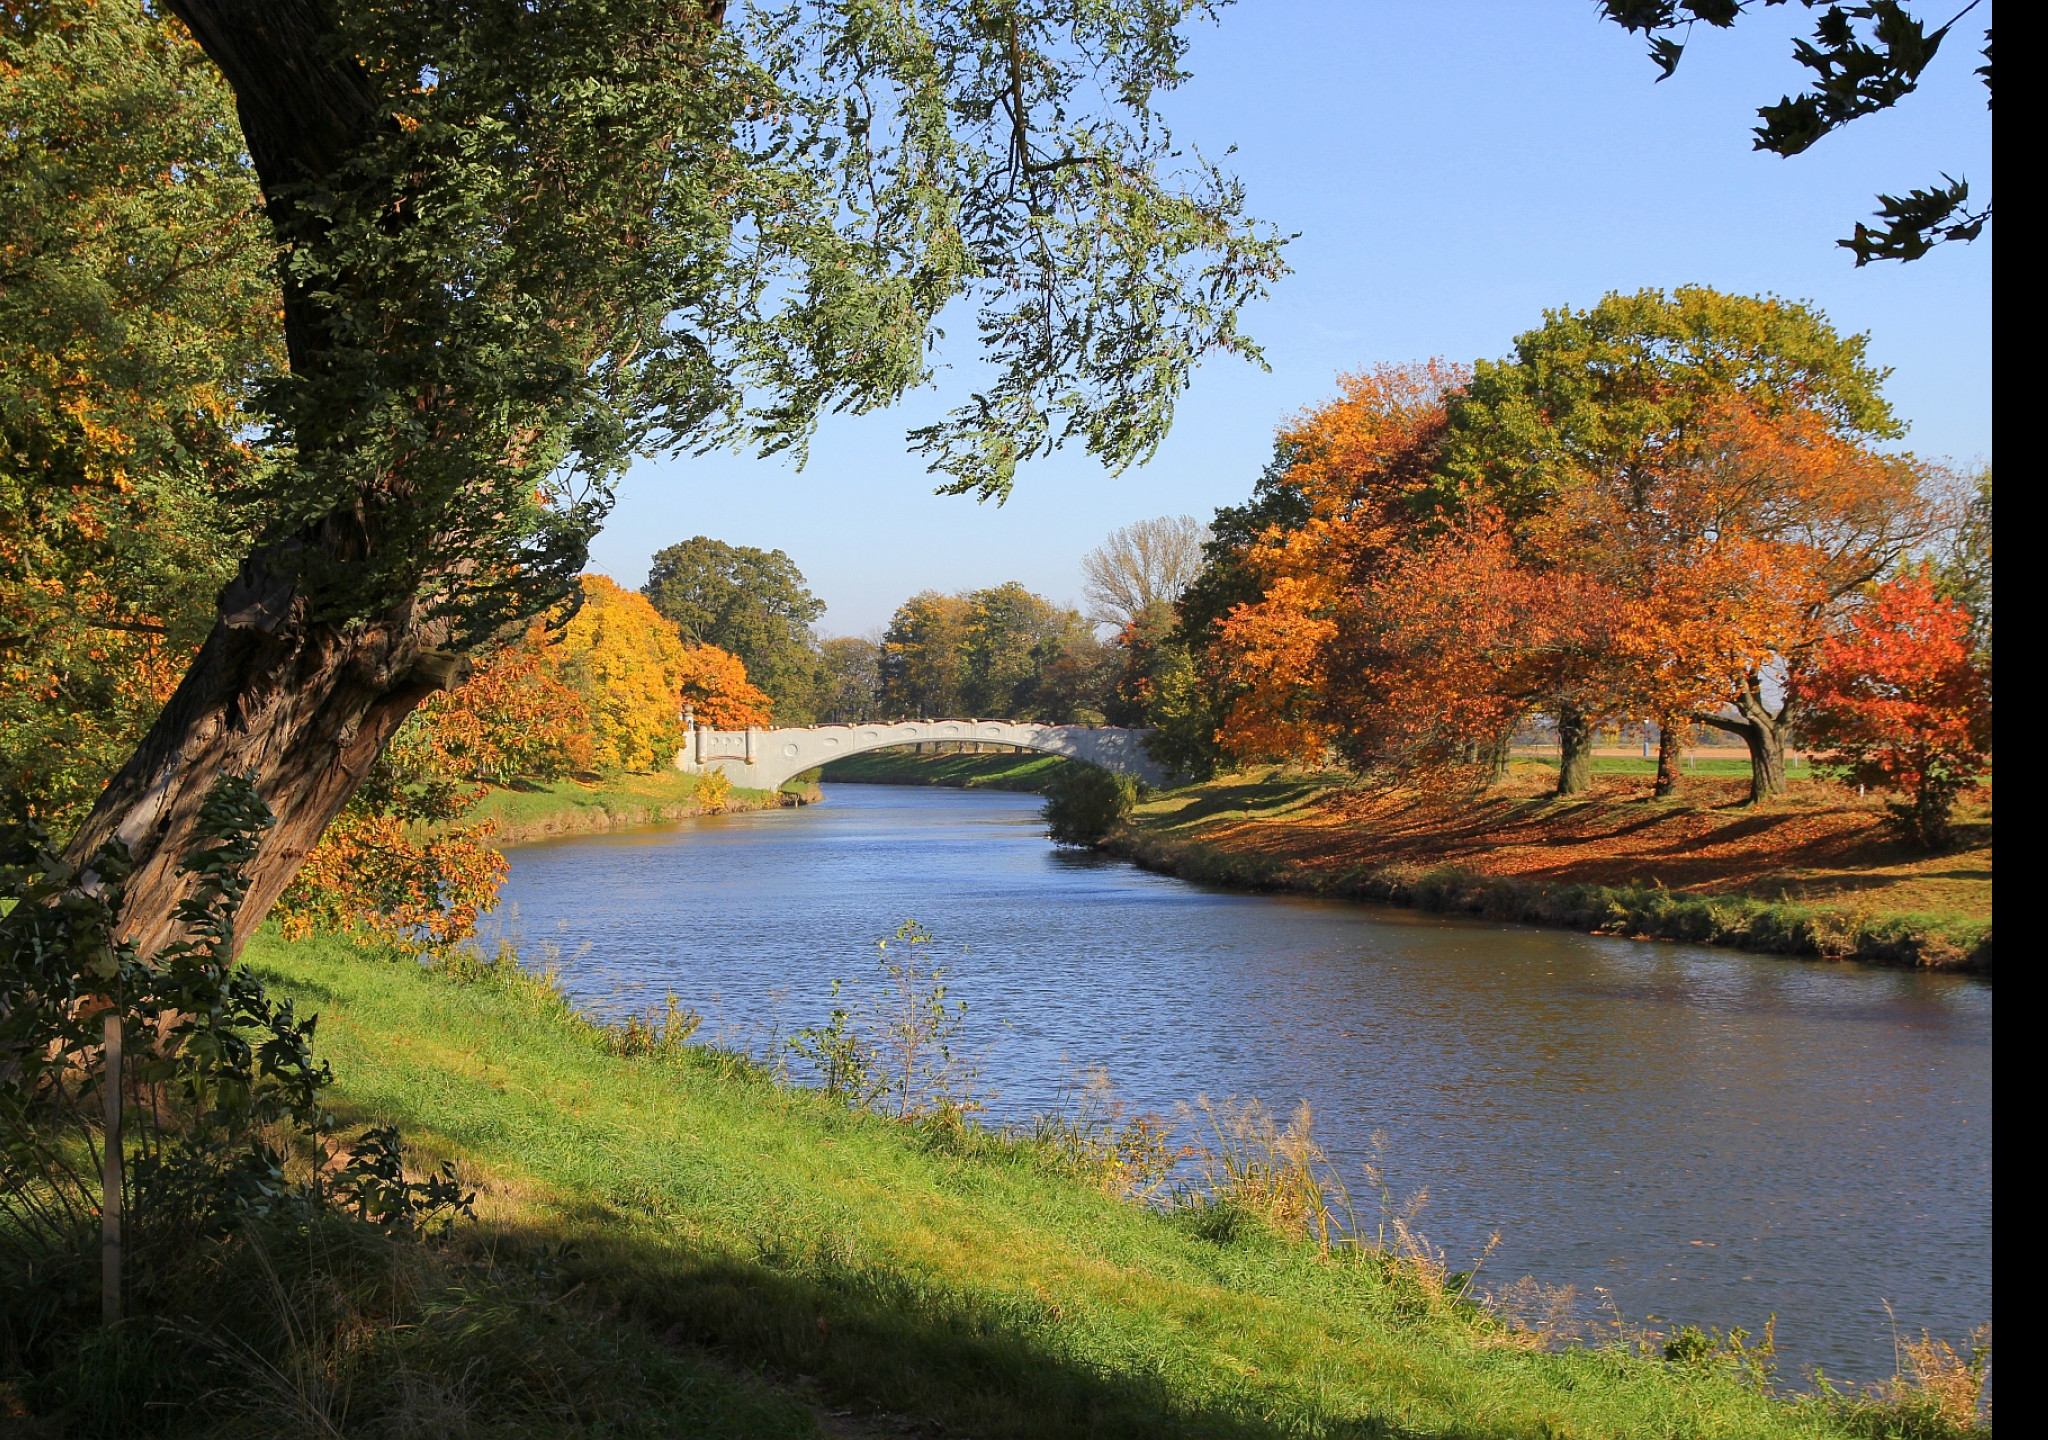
(1802, 573, 1991, 848)
(0, 0, 277, 828)
(538, 576, 695, 775)
(675, 644, 774, 730)
(1436, 287, 1925, 800)
(417, 645, 593, 785)
(1207, 362, 1465, 769)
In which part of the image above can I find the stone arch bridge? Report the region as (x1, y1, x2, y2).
(676, 719, 1168, 791)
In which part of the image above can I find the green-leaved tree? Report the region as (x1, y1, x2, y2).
(47, 0, 1285, 956)
(643, 536, 827, 722)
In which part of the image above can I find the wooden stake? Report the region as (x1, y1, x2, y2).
(101, 1007, 122, 1327)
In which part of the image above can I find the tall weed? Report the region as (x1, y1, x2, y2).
(786, 920, 982, 1119)
(1030, 1065, 1190, 1201)
(1815, 1320, 1993, 1437)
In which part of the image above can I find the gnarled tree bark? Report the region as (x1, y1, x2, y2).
(1696, 670, 1792, 804)
(59, 1, 464, 957)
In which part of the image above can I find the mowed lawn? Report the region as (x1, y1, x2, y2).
(247, 928, 1866, 1439)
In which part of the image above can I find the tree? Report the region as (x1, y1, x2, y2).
(1209, 363, 1464, 771)
(541, 576, 692, 775)
(1441, 287, 1926, 801)
(418, 644, 593, 786)
(45, 0, 1284, 958)
(1599, 0, 1993, 262)
(960, 582, 1099, 721)
(675, 643, 774, 730)
(643, 537, 825, 723)
(1332, 511, 1617, 791)
(0, 0, 278, 830)
(877, 583, 1110, 722)
(815, 636, 884, 724)
(1803, 572, 1991, 847)
(1080, 515, 1211, 629)
(880, 592, 973, 719)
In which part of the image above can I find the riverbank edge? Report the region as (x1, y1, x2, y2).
(223, 926, 1879, 1440)
(1104, 829, 1991, 975)
(477, 773, 821, 846)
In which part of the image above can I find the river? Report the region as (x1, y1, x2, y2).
(494, 782, 1992, 1385)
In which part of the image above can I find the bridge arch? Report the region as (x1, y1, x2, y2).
(676, 719, 1167, 792)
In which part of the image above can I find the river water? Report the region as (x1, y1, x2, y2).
(495, 783, 1991, 1384)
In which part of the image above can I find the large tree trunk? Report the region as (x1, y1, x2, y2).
(62, 554, 467, 958)
(1696, 672, 1791, 804)
(57, 2, 454, 957)
(1654, 714, 1683, 798)
(1554, 704, 1595, 797)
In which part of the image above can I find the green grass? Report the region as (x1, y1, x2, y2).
(232, 926, 1889, 1439)
(467, 770, 797, 844)
(1512, 753, 1770, 778)
(819, 746, 1078, 792)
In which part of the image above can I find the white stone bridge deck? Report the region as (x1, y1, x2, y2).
(676, 719, 1166, 791)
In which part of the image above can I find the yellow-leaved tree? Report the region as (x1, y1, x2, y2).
(543, 575, 692, 773)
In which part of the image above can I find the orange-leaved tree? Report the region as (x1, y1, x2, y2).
(676, 643, 774, 729)
(1439, 288, 1923, 801)
(1331, 510, 1630, 788)
(1802, 572, 1991, 849)
(419, 642, 594, 784)
(1210, 362, 1465, 768)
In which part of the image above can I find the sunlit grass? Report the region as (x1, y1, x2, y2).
(242, 926, 1884, 1439)
(819, 745, 1076, 791)
(467, 769, 791, 844)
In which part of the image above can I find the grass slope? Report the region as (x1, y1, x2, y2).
(469, 770, 809, 845)
(1114, 767, 1990, 971)
(245, 928, 1861, 1439)
(819, 746, 1074, 792)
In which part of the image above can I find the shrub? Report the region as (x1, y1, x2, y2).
(1, 774, 468, 1362)
(1042, 764, 1137, 846)
(1802, 573, 1991, 849)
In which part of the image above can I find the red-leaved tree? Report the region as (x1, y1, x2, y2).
(1803, 574, 1991, 848)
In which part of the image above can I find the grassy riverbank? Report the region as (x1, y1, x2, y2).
(469, 769, 816, 845)
(819, 745, 1074, 791)
(1112, 766, 1991, 972)
(195, 925, 1937, 1439)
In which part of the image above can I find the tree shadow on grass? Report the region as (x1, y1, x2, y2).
(323, 1077, 1451, 1440)
(470, 1203, 1418, 1440)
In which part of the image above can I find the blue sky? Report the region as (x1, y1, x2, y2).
(587, 1, 1994, 636)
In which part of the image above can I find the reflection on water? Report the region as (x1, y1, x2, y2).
(495, 782, 1991, 1383)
